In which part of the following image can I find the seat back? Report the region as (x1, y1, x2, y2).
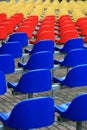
(6, 96, 54, 129)
(64, 93, 87, 121)
(76, 17, 87, 26)
(0, 54, 15, 74)
(15, 69, 52, 93)
(59, 30, 78, 44)
(25, 51, 54, 70)
(0, 13, 7, 23)
(61, 38, 84, 53)
(63, 64, 87, 87)
(0, 26, 8, 40)
(16, 26, 34, 38)
(0, 71, 6, 94)
(7, 32, 28, 47)
(62, 48, 87, 66)
(31, 40, 54, 54)
(0, 41, 22, 58)
(36, 31, 55, 43)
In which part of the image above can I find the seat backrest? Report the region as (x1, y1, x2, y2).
(15, 69, 52, 93)
(25, 51, 54, 70)
(7, 32, 28, 47)
(31, 40, 54, 54)
(0, 13, 7, 23)
(62, 48, 87, 66)
(36, 26, 55, 37)
(63, 64, 87, 87)
(13, 13, 24, 22)
(0, 41, 22, 58)
(6, 96, 54, 129)
(76, 17, 87, 26)
(61, 38, 84, 53)
(59, 30, 78, 44)
(0, 54, 15, 74)
(36, 31, 55, 43)
(0, 26, 8, 40)
(64, 93, 87, 121)
(60, 22, 74, 27)
(58, 15, 71, 22)
(0, 71, 6, 94)
(16, 26, 34, 38)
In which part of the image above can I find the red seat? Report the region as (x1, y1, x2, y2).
(0, 22, 15, 34)
(30, 31, 55, 44)
(16, 25, 34, 38)
(59, 20, 74, 27)
(58, 15, 72, 23)
(14, 13, 24, 22)
(76, 17, 87, 26)
(34, 25, 56, 37)
(0, 26, 8, 40)
(0, 13, 7, 23)
(58, 30, 78, 44)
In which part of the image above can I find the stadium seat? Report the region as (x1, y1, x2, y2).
(53, 64, 87, 87)
(58, 30, 78, 44)
(8, 69, 52, 94)
(0, 13, 7, 23)
(25, 40, 54, 54)
(0, 26, 8, 40)
(55, 38, 84, 53)
(55, 93, 87, 130)
(16, 25, 34, 38)
(7, 32, 28, 47)
(0, 96, 54, 129)
(0, 41, 22, 58)
(18, 51, 54, 70)
(0, 54, 15, 74)
(30, 31, 56, 44)
(54, 48, 87, 67)
(0, 71, 6, 94)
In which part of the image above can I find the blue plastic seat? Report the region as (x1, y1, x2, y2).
(53, 64, 87, 87)
(0, 54, 15, 74)
(0, 96, 54, 129)
(25, 40, 54, 55)
(7, 32, 28, 47)
(55, 93, 87, 130)
(18, 51, 54, 70)
(55, 38, 84, 53)
(0, 71, 6, 94)
(0, 41, 22, 58)
(7, 69, 52, 93)
(54, 48, 87, 67)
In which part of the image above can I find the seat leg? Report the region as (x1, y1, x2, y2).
(76, 121, 82, 130)
(51, 89, 56, 99)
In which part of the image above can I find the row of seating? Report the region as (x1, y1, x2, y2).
(16, 15, 38, 38)
(0, 13, 87, 45)
(0, 28, 87, 130)
(0, 0, 87, 18)
(0, 92, 87, 130)
(0, 2, 87, 129)
(1, 35, 87, 129)
(57, 15, 79, 44)
(0, 13, 24, 40)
